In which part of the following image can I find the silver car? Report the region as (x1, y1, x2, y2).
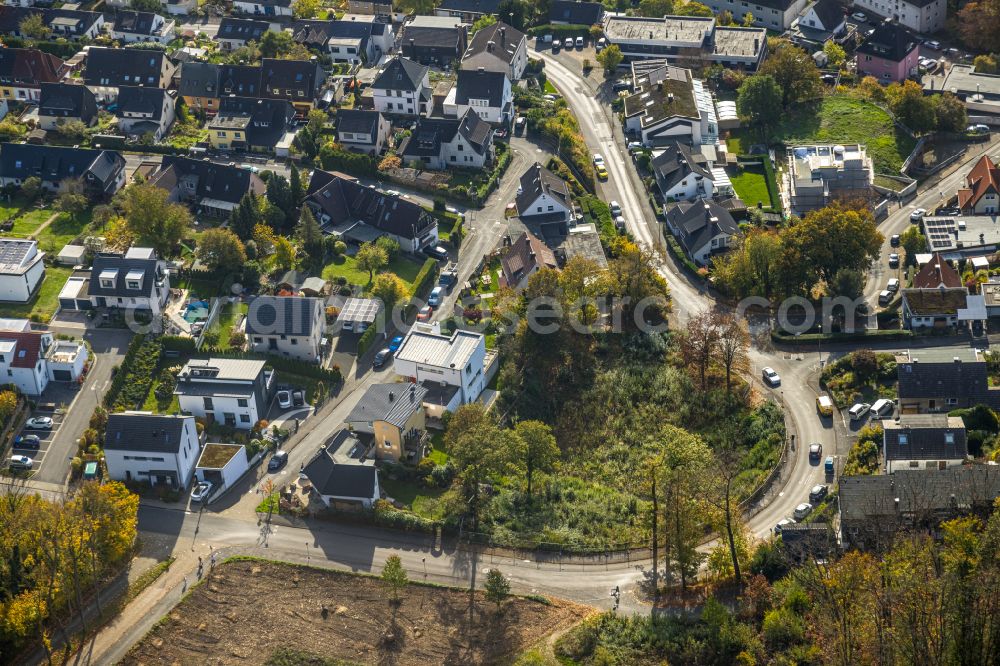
(793, 502, 813, 520)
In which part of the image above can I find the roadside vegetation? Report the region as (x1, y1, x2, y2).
(820, 349, 897, 407)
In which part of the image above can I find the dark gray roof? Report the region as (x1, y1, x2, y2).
(549, 0, 604, 25)
(436, 0, 499, 14)
(0, 7, 103, 38)
(114, 10, 159, 35)
(116, 86, 170, 121)
(399, 108, 492, 158)
(218, 64, 261, 97)
(179, 62, 220, 99)
(88, 251, 163, 298)
(337, 109, 383, 138)
(83, 47, 168, 87)
(808, 0, 845, 31)
(104, 413, 192, 453)
(883, 414, 967, 462)
(260, 58, 325, 101)
(303, 430, 379, 499)
(216, 17, 270, 43)
(516, 162, 570, 213)
(152, 155, 262, 206)
(402, 25, 464, 50)
(212, 96, 295, 148)
(372, 57, 428, 92)
(665, 200, 739, 256)
(38, 82, 97, 122)
(856, 21, 919, 62)
(839, 466, 1000, 523)
(652, 141, 712, 193)
(464, 21, 524, 67)
(454, 68, 507, 107)
(896, 351, 994, 403)
(0, 143, 123, 189)
(245, 296, 322, 337)
(347, 382, 428, 429)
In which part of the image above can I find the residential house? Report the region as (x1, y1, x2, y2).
(398, 108, 494, 169)
(549, 0, 604, 26)
(793, 0, 847, 41)
(79, 248, 170, 315)
(0, 239, 44, 302)
(304, 170, 439, 252)
(840, 467, 1000, 551)
(208, 96, 295, 153)
(260, 57, 326, 113)
(623, 64, 717, 147)
(895, 347, 1000, 412)
(665, 199, 739, 265)
(175, 358, 273, 429)
(0, 47, 65, 103)
(958, 155, 1000, 214)
(559, 223, 609, 270)
(853, 0, 945, 34)
(302, 429, 380, 508)
(499, 230, 558, 290)
(786, 143, 874, 213)
(161, 0, 198, 15)
(0, 143, 126, 197)
(443, 68, 512, 124)
(901, 288, 969, 329)
(111, 10, 175, 44)
(912, 253, 962, 289)
(293, 17, 394, 64)
(178, 62, 221, 114)
(83, 47, 176, 90)
(0, 329, 52, 395)
(45, 338, 87, 383)
(233, 0, 293, 17)
(218, 63, 264, 98)
(0, 7, 105, 40)
(400, 15, 468, 66)
(346, 382, 428, 462)
(37, 82, 98, 131)
(434, 0, 499, 23)
(652, 141, 716, 202)
(115, 86, 176, 141)
(335, 109, 391, 155)
(148, 155, 266, 218)
(855, 20, 919, 83)
(103, 413, 201, 489)
(393, 324, 489, 416)
(245, 295, 325, 362)
(462, 21, 527, 79)
(214, 17, 270, 51)
(702, 0, 809, 31)
(371, 57, 431, 116)
(515, 162, 572, 229)
(602, 15, 768, 70)
(194, 443, 249, 495)
(882, 414, 967, 474)
(347, 0, 392, 15)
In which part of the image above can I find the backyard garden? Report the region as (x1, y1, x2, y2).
(820, 348, 898, 407)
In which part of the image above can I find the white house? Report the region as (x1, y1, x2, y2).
(45, 339, 87, 383)
(233, 0, 293, 17)
(110, 11, 176, 44)
(398, 109, 495, 170)
(335, 109, 391, 156)
(882, 415, 968, 474)
(443, 68, 512, 125)
(651, 142, 717, 202)
(103, 412, 201, 490)
(245, 295, 325, 363)
(461, 21, 527, 80)
(852, 0, 945, 34)
(60, 248, 170, 316)
(515, 163, 572, 223)
(393, 323, 487, 416)
(0, 330, 52, 396)
(115, 87, 176, 142)
(664, 200, 740, 266)
(370, 57, 432, 117)
(0, 239, 45, 302)
(623, 64, 718, 148)
(195, 442, 250, 495)
(174, 358, 272, 429)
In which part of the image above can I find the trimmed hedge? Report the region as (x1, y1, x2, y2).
(357, 324, 378, 358)
(771, 329, 913, 343)
(103, 334, 153, 410)
(319, 145, 379, 177)
(411, 258, 439, 300)
(666, 235, 704, 278)
(527, 24, 592, 38)
(161, 335, 198, 353)
(107, 337, 162, 411)
(577, 195, 617, 245)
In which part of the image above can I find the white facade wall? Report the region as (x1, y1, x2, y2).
(520, 192, 570, 220)
(661, 175, 714, 202)
(178, 393, 260, 429)
(886, 457, 965, 474)
(853, 0, 946, 34)
(104, 418, 200, 489)
(233, 0, 293, 16)
(373, 84, 428, 116)
(393, 338, 486, 406)
(46, 345, 87, 382)
(0, 261, 44, 302)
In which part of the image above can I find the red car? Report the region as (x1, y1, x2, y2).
(416, 306, 433, 322)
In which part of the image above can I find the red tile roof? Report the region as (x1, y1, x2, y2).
(957, 155, 1000, 211)
(499, 230, 557, 289)
(913, 253, 962, 290)
(2, 331, 45, 368)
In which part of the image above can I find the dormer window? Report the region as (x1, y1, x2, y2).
(99, 268, 118, 289)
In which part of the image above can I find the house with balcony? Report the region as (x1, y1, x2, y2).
(346, 382, 428, 463)
(103, 412, 201, 489)
(855, 20, 919, 84)
(371, 57, 432, 117)
(111, 10, 175, 44)
(0, 7, 105, 40)
(45, 338, 87, 383)
(622, 64, 717, 148)
(245, 295, 325, 363)
(80, 248, 170, 315)
(147, 156, 266, 218)
(293, 17, 394, 64)
(398, 108, 494, 170)
(702, 0, 809, 31)
(515, 162, 572, 230)
(882, 414, 968, 474)
(260, 57, 326, 114)
(393, 323, 489, 417)
(175, 358, 273, 429)
(214, 17, 270, 51)
(233, 0, 292, 17)
(37, 82, 98, 131)
(602, 15, 767, 70)
(208, 97, 295, 153)
(115, 86, 176, 141)
(652, 141, 717, 202)
(461, 21, 526, 80)
(786, 143, 874, 214)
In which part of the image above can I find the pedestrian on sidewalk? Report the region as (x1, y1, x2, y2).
(183, 576, 187, 591)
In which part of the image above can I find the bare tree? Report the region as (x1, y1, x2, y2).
(680, 311, 721, 391)
(714, 313, 750, 395)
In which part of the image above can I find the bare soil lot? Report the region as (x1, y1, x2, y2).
(122, 558, 590, 666)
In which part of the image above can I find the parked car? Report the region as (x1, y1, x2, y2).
(9, 455, 33, 471)
(849, 402, 871, 420)
(816, 395, 834, 416)
(878, 290, 892, 306)
(612, 80, 632, 93)
(614, 215, 626, 231)
(596, 164, 608, 179)
(809, 442, 822, 460)
(809, 484, 829, 503)
(190, 481, 213, 502)
(423, 245, 449, 261)
(888, 253, 900, 268)
(417, 305, 433, 322)
(543, 94, 558, 102)
(292, 390, 304, 407)
(825, 455, 835, 474)
(25, 417, 53, 430)
(596, 37, 607, 51)
(627, 141, 644, 152)
(268, 450, 288, 471)
(793, 502, 813, 520)
(388, 335, 404, 352)
(890, 234, 900, 247)
(14, 434, 40, 450)
(428, 286, 444, 307)
(551, 40, 560, 52)
(564, 37, 574, 49)
(852, 11, 867, 20)
(593, 153, 605, 167)
(609, 200, 622, 216)
(871, 398, 895, 417)
(887, 278, 900, 293)
(514, 116, 526, 134)
(542, 34, 553, 43)
(774, 518, 795, 535)
(762, 366, 781, 387)
(277, 390, 292, 409)
(926, 40, 942, 50)
(575, 36, 584, 48)
(968, 123, 991, 134)
(910, 208, 926, 222)
(373, 348, 391, 369)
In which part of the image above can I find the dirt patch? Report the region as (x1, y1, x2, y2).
(121, 559, 590, 666)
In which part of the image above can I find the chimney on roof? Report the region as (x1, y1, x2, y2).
(954, 356, 961, 363)
(388, 391, 395, 402)
(478, 66, 485, 71)
(487, 40, 495, 51)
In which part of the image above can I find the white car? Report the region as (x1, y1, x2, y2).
(9, 455, 33, 471)
(774, 518, 795, 534)
(887, 278, 900, 292)
(386, 189, 401, 197)
(564, 37, 574, 49)
(575, 36, 584, 48)
(925, 40, 942, 50)
(762, 367, 780, 387)
(851, 11, 867, 21)
(910, 208, 926, 222)
(849, 402, 871, 420)
(191, 481, 213, 503)
(793, 502, 813, 520)
(25, 417, 53, 429)
(277, 390, 292, 409)
(593, 153, 605, 167)
(609, 200, 622, 216)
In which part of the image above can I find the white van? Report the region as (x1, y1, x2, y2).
(871, 398, 894, 417)
(849, 402, 871, 420)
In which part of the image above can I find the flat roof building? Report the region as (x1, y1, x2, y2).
(602, 15, 767, 70)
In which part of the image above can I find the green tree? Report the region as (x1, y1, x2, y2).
(673, 0, 714, 16)
(899, 226, 926, 266)
(828, 267, 864, 300)
(742, 11, 756, 25)
(0, 390, 17, 422)
(445, 404, 517, 530)
(273, 236, 296, 270)
(396, 0, 437, 14)
(292, 0, 320, 18)
(266, 175, 294, 229)
(130, 0, 161, 11)
(470, 13, 498, 34)
(296, 206, 324, 261)
(932, 92, 968, 132)
(356, 241, 388, 283)
(370, 272, 409, 309)
(759, 38, 822, 106)
(259, 31, 295, 58)
(484, 569, 510, 614)
(229, 193, 262, 238)
(736, 74, 783, 138)
(21, 176, 42, 203)
(380, 555, 408, 602)
(596, 44, 623, 74)
(974, 54, 999, 73)
(957, 0, 1000, 52)
(119, 182, 192, 257)
(513, 420, 559, 496)
(823, 40, 846, 68)
(375, 235, 400, 260)
(637, 0, 673, 17)
(18, 13, 48, 40)
(289, 164, 304, 204)
(197, 229, 247, 272)
(55, 181, 88, 223)
(782, 204, 883, 284)
(886, 80, 936, 134)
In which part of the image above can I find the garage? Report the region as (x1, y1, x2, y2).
(51, 369, 71, 381)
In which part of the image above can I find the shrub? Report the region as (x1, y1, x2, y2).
(411, 258, 439, 299)
(357, 324, 378, 357)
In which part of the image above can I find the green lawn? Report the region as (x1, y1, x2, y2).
(0, 266, 73, 322)
(177, 274, 223, 299)
(141, 384, 179, 414)
(321, 254, 423, 289)
(543, 80, 558, 94)
(727, 166, 771, 208)
(426, 432, 448, 465)
(36, 211, 92, 253)
(205, 301, 248, 351)
(380, 477, 447, 520)
(432, 210, 462, 242)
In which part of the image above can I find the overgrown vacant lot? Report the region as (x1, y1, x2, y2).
(122, 558, 590, 666)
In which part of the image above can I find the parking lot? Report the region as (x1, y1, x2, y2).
(9, 410, 65, 478)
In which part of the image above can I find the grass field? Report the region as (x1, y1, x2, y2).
(0, 266, 73, 322)
(206, 301, 248, 351)
(322, 254, 423, 288)
(727, 165, 771, 208)
(380, 476, 448, 520)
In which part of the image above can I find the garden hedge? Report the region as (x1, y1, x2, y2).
(412, 258, 439, 300)
(771, 329, 913, 343)
(357, 324, 378, 358)
(527, 24, 592, 38)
